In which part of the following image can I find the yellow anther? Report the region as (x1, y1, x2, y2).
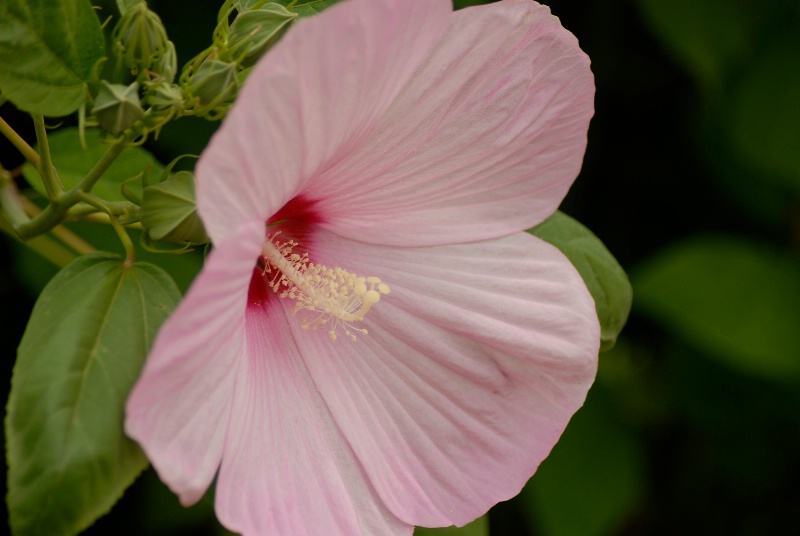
(261, 234, 390, 342)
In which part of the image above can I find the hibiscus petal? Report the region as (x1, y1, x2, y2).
(195, 0, 453, 244)
(311, 0, 595, 246)
(125, 221, 264, 505)
(288, 231, 599, 527)
(214, 282, 409, 536)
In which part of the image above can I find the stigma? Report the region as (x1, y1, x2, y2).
(260, 233, 390, 342)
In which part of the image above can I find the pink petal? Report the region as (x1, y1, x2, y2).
(195, 0, 453, 244)
(309, 0, 595, 246)
(288, 230, 600, 526)
(214, 280, 410, 536)
(125, 221, 264, 505)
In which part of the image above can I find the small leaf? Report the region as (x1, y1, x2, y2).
(633, 236, 800, 381)
(273, 0, 343, 17)
(0, 0, 105, 116)
(6, 253, 181, 536)
(22, 127, 164, 202)
(415, 515, 489, 536)
(521, 388, 646, 536)
(530, 212, 632, 351)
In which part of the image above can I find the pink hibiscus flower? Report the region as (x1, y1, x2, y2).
(125, 0, 599, 534)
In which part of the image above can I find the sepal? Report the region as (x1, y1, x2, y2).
(91, 81, 145, 134)
(141, 170, 210, 245)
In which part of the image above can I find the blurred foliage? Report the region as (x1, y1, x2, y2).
(633, 236, 800, 381)
(2, 0, 800, 535)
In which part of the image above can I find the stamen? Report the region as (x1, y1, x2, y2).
(260, 233, 390, 342)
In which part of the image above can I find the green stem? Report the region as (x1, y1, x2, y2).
(16, 195, 95, 256)
(76, 133, 132, 193)
(32, 114, 64, 198)
(110, 216, 136, 265)
(0, 116, 40, 168)
(66, 199, 140, 219)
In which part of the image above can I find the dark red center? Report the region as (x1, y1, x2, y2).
(247, 195, 324, 308)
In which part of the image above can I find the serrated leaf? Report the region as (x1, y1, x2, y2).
(521, 389, 645, 536)
(530, 212, 632, 351)
(273, 0, 343, 17)
(6, 253, 181, 536)
(22, 127, 164, 202)
(0, 0, 105, 116)
(632, 236, 800, 381)
(415, 515, 488, 536)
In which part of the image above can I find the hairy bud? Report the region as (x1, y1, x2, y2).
(151, 40, 178, 83)
(184, 59, 239, 116)
(113, 2, 170, 72)
(227, 4, 297, 67)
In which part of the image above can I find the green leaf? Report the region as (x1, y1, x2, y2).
(0, 0, 105, 116)
(633, 236, 800, 381)
(521, 388, 645, 536)
(415, 515, 488, 536)
(632, 0, 770, 88)
(730, 31, 800, 192)
(273, 0, 343, 17)
(6, 253, 181, 536)
(23, 127, 164, 202)
(530, 212, 632, 351)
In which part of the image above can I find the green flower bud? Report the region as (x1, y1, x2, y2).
(142, 81, 184, 133)
(235, 0, 268, 10)
(146, 82, 183, 112)
(92, 81, 144, 134)
(152, 40, 178, 83)
(227, 4, 297, 67)
(113, 1, 169, 72)
(141, 171, 209, 244)
(185, 59, 239, 115)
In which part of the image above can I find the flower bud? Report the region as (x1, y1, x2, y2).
(227, 4, 297, 67)
(141, 170, 209, 244)
(151, 40, 178, 83)
(113, 1, 169, 72)
(185, 59, 239, 115)
(235, 0, 266, 10)
(145, 82, 183, 112)
(92, 81, 145, 134)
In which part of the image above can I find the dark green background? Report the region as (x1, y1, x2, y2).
(2, 0, 799, 534)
